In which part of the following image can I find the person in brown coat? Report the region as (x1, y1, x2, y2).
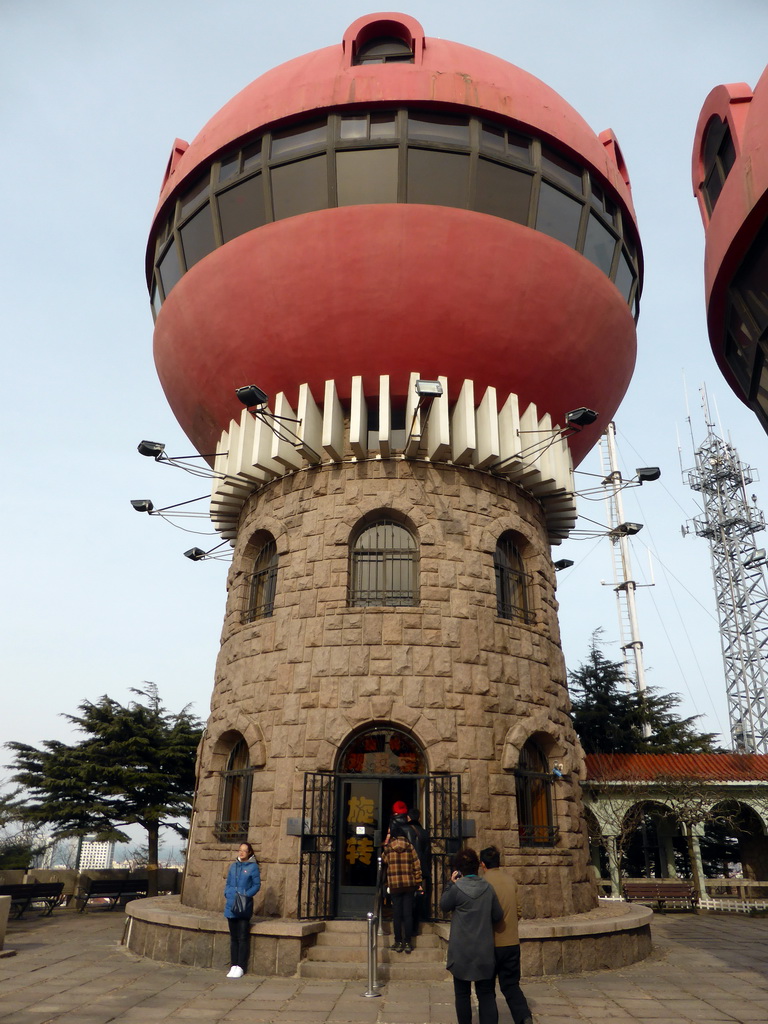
(382, 820, 423, 953)
(480, 846, 533, 1024)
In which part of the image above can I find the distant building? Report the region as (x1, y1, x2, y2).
(692, 68, 768, 432)
(76, 839, 114, 870)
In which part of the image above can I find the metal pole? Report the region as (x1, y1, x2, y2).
(363, 911, 381, 997)
(604, 422, 651, 737)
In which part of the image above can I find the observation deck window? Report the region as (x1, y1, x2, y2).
(149, 107, 640, 317)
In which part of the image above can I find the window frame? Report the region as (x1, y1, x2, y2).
(213, 738, 254, 843)
(243, 536, 278, 623)
(515, 739, 558, 847)
(494, 533, 533, 624)
(348, 517, 419, 608)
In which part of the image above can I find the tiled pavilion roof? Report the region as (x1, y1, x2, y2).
(584, 753, 768, 783)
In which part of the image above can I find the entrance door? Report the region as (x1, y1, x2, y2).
(336, 776, 418, 919)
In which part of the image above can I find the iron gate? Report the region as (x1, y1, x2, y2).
(298, 770, 336, 919)
(425, 772, 463, 921)
(298, 769, 462, 920)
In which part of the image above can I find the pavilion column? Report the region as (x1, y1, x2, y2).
(606, 835, 621, 897)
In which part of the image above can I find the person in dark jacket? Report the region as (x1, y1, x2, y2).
(480, 846, 533, 1024)
(440, 847, 503, 1024)
(381, 820, 423, 953)
(223, 842, 261, 978)
(407, 806, 431, 927)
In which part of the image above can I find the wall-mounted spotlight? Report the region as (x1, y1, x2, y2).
(565, 408, 598, 429)
(636, 467, 661, 483)
(183, 540, 232, 562)
(184, 547, 207, 561)
(137, 440, 166, 459)
(415, 379, 444, 400)
(553, 558, 574, 571)
(129, 495, 210, 519)
(235, 384, 269, 410)
(612, 522, 643, 537)
(235, 384, 320, 462)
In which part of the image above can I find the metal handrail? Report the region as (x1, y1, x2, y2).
(363, 855, 384, 998)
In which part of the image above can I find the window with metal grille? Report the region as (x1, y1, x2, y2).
(214, 738, 254, 842)
(515, 740, 557, 847)
(349, 519, 418, 607)
(494, 533, 531, 622)
(243, 537, 278, 622)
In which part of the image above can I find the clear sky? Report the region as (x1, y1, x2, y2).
(2, 0, 768, 770)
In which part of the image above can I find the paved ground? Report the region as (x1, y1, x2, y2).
(1, 909, 768, 1024)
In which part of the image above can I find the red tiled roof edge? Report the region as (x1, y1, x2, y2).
(584, 752, 768, 783)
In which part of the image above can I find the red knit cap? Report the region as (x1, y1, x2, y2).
(392, 801, 408, 815)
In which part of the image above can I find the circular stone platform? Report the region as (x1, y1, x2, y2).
(126, 896, 652, 977)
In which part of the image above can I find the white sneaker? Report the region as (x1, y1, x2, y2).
(226, 966, 244, 979)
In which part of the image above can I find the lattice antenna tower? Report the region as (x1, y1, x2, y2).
(685, 390, 768, 753)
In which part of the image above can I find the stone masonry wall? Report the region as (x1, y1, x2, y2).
(182, 458, 598, 920)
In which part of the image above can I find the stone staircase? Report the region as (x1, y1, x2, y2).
(299, 919, 449, 981)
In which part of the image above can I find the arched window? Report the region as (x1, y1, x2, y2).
(515, 739, 557, 847)
(494, 533, 531, 622)
(214, 738, 253, 842)
(354, 37, 414, 64)
(349, 519, 418, 607)
(702, 116, 736, 215)
(243, 536, 278, 622)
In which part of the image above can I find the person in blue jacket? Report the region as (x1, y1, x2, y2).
(223, 842, 261, 978)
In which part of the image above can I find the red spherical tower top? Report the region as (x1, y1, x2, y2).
(692, 66, 768, 423)
(148, 12, 642, 464)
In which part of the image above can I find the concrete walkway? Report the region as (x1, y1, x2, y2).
(1, 908, 768, 1024)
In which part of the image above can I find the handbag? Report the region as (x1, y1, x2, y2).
(231, 891, 251, 919)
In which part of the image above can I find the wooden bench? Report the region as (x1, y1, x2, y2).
(623, 881, 698, 910)
(76, 878, 148, 912)
(0, 882, 65, 919)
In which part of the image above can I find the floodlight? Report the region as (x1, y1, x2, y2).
(184, 547, 207, 561)
(614, 522, 643, 537)
(235, 384, 269, 409)
(137, 440, 166, 459)
(565, 408, 598, 428)
(415, 380, 443, 399)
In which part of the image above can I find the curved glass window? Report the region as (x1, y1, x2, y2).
(702, 116, 736, 215)
(214, 738, 253, 842)
(515, 739, 557, 847)
(494, 533, 531, 623)
(337, 149, 398, 206)
(244, 537, 278, 623)
(349, 519, 418, 607)
(536, 182, 582, 248)
(218, 174, 266, 241)
(150, 108, 640, 315)
(339, 727, 425, 774)
(355, 37, 414, 65)
(583, 212, 618, 275)
(179, 202, 216, 270)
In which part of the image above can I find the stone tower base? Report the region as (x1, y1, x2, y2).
(126, 896, 652, 977)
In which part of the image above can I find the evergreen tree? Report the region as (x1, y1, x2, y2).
(569, 633, 721, 755)
(5, 684, 202, 896)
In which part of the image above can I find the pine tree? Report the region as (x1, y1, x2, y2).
(569, 633, 721, 755)
(5, 684, 202, 895)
